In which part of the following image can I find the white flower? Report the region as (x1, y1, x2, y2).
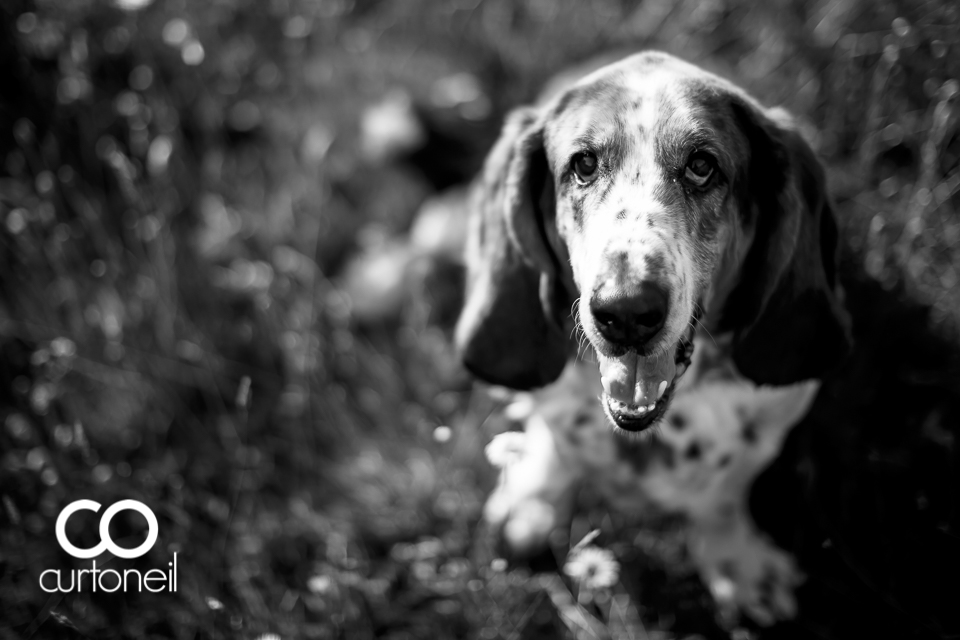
(563, 546, 620, 590)
(307, 574, 332, 594)
(484, 431, 527, 468)
(503, 395, 534, 421)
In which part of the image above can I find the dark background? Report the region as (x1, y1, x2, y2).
(0, 0, 958, 638)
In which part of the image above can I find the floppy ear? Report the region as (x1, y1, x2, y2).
(455, 108, 570, 389)
(718, 102, 852, 385)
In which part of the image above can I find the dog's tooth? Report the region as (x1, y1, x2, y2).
(657, 380, 667, 399)
(622, 403, 643, 416)
(607, 394, 661, 419)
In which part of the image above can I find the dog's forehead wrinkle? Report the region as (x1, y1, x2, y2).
(547, 70, 687, 165)
(648, 91, 744, 171)
(547, 88, 631, 155)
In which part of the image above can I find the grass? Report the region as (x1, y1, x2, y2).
(0, 0, 958, 638)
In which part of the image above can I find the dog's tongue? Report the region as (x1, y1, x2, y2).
(598, 350, 677, 406)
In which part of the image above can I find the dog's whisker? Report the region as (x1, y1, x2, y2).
(568, 298, 596, 363)
(691, 303, 717, 348)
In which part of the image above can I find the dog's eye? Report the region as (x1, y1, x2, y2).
(684, 152, 716, 187)
(572, 152, 599, 183)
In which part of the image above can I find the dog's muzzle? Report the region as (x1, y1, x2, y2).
(598, 328, 695, 433)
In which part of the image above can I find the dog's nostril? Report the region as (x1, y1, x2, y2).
(590, 282, 669, 350)
(634, 308, 665, 328)
(593, 310, 628, 342)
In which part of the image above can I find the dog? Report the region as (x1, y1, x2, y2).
(455, 51, 852, 625)
(481, 344, 818, 625)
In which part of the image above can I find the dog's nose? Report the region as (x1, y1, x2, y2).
(590, 281, 669, 350)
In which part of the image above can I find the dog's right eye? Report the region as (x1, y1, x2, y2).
(683, 151, 716, 188)
(572, 152, 599, 183)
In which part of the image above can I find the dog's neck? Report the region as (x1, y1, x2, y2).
(680, 332, 821, 425)
(682, 332, 740, 388)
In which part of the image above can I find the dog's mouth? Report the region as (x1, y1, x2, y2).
(597, 325, 696, 434)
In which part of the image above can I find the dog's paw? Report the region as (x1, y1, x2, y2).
(483, 422, 581, 557)
(482, 366, 612, 557)
(690, 514, 803, 627)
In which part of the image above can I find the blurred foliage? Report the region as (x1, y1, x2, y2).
(0, 0, 957, 638)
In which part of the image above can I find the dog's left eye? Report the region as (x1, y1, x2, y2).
(684, 152, 716, 187)
(572, 152, 599, 183)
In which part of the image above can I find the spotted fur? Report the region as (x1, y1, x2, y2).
(483, 340, 818, 625)
(460, 51, 852, 626)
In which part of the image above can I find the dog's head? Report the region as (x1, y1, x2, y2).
(456, 52, 851, 433)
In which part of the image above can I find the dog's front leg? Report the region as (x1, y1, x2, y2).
(688, 499, 803, 627)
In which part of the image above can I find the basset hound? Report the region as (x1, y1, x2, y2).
(455, 52, 852, 625)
